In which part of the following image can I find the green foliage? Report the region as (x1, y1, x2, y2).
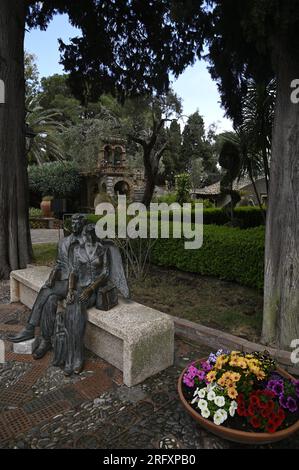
(32, 243, 58, 267)
(175, 173, 191, 205)
(155, 193, 177, 205)
(151, 225, 265, 290)
(86, 206, 265, 229)
(203, 207, 265, 228)
(29, 207, 42, 218)
(25, 51, 40, 97)
(28, 161, 81, 198)
(26, 95, 66, 165)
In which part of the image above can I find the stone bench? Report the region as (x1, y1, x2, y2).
(10, 267, 174, 387)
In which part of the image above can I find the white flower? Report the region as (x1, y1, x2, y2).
(198, 388, 206, 398)
(229, 400, 238, 417)
(198, 399, 208, 410)
(207, 382, 217, 391)
(213, 409, 227, 425)
(191, 396, 199, 405)
(214, 396, 225, 407)
(213, 412, 223, 426)
(207, 390, 216, 401)
(218, 409, 228, 423)
(201, 408, 210, 419)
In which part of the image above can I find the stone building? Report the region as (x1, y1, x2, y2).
(79, 137, 145, 211)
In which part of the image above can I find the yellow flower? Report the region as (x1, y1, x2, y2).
(231, 372, 241, 383)
(237, 359, 248, 369)
(227, 387, 238, 399)
(256, 370, 266, 380)
(229, 357, 240, 367)
(231, 351, 241, 356)
(217, 377, 226, 387)
(206, 371, 217, 383)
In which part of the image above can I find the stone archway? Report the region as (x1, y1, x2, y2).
(114, 180, 131, 197)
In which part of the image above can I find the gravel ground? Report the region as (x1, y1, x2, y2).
(0, 280, 298, 450)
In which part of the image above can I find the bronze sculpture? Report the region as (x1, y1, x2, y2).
(8, 217, 129, 376)
(8, 213, 86, 359)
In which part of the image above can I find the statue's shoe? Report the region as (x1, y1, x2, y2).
(33, 338, 52, 360)
(7, 325, 35, 343)
(64, 365, 73, 376)
(73, 361, 84, 375)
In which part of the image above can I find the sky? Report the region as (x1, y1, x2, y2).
(25, 14, 233, 133)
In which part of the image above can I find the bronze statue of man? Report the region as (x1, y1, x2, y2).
(8, 214, 86, 360)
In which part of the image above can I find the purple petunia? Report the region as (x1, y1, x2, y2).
(287, 396, 298, 413)
(273, 382, 284, 396)
(183, 375, 195, 388)
(208, 353, 217, 364)
(267, 379, 284, 396)
(197, 370, 206, 381)
(279, 395, 288, 409)
(183, 364, 206, 388)
(201, 361, 212, 373)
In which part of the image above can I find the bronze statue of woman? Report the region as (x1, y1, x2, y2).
(63, 223, 110, 375)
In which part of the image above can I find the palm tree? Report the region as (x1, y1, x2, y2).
(25, 95, 66, 165)
(240, 79, 276, 194)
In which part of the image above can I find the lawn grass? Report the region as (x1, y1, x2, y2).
(31, 243, 263, 342)
(32, 243, 58, 267)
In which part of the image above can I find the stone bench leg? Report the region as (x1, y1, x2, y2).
(10, 275, 20, 303)
(123, 324, 174, 387)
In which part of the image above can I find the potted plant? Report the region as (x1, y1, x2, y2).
(178, 349, 299, 444)
(40, 195, 54, 218)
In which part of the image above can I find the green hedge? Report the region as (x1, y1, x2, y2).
(195, 207, 265, 228)
(87, 206, 265, 229)
(151, 225, 265, 290)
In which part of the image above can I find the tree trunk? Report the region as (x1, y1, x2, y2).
(0, 2, 32, 279)
(142, 166, 157, 208)
(262, 42, 299, 349)
(141, 148, 158, 208)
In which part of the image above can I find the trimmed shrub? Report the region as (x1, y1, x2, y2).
(151, 225, 265, 290)
(28, 161, 81, 198)
(203, 207, 265, 228)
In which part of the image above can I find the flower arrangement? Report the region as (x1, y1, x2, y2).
(182, 350, 299, 434)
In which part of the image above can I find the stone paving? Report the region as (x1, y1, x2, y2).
(30, 229, 63, 245)
(0, 285, 298, 449)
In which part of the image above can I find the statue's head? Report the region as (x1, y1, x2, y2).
(83, 223, 98, 243)
(71, 214, 86, 235)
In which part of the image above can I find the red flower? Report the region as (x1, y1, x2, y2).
(266, 420, 278, 433)
(263, 390, 276, 399)
(250, 395, 261, 408)
(250, 416, 261, 429)
(265, 400, 275, 413)
(237, 405, 246, 417)
(248, 405, 255, 417)
(278, 408, 285, 420)
(261, 408, 271, 419)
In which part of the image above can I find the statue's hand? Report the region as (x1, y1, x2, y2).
(79, 287, 93, 304)
(66, 289, 75, 305)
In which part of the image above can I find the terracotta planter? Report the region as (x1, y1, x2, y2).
(178, 359, 299, 445)
(40, 200, 53, 218)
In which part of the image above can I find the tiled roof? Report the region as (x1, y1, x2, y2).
(192, 177, 264, 196)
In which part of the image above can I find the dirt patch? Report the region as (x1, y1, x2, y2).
(130, 266, 263, 343)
